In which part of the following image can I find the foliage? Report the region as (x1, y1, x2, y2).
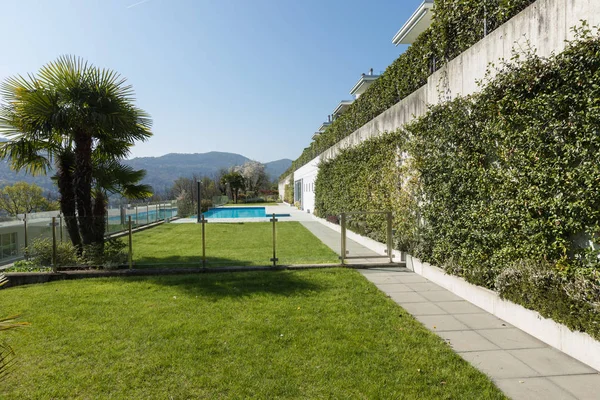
(81, 238, 128, 268)
(0, 55, 152, 252)
(283, 173, 294, 204)
(4, 261, 51, 273)
(281, 0, 536, 179)
(495, 259, 600, 339)
(315, 132, 421, 252)
(25, 238, 79, 267)
(200, 199, 213, 212)
(0, 182, 57, 216)
(315, 27, 600, 338)
(236, 161, 269, 193)
(220, 171, 245, 204)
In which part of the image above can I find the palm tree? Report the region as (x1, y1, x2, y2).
(91, 159, 152, 248)
(0, 55, 152, 249)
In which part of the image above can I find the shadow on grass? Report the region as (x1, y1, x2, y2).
(133, 256, 273, 268)
(122, 268, 326, 299)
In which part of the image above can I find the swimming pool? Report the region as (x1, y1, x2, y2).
(202, 207, 290, 219)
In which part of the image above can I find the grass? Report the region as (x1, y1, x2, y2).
(130, 222, 339, 267)
(0, 269, 506, 399)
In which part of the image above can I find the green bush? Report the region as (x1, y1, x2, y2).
(200, 199, 213, 212)
(81, 238, 128, 269)
(315, 27, 600, 339)
(25, 238, 79, 267)
(496, 260, 600, 339)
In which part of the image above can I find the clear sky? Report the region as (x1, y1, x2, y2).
(0, 0, 422, 163)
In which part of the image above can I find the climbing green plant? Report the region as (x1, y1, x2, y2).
(281, 0, 536, 180)
(316, 26, 600, 339)
(315, 132, 422, 253)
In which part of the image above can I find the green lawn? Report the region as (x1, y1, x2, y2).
(0, 269, 505, 399)
(131, 222, 339, 267)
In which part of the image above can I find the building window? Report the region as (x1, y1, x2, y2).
(1, 232, 18, 260)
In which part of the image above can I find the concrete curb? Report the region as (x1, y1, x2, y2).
(406, 254, 600, 372)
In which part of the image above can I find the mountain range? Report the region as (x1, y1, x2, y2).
(0, 150, 292, 194)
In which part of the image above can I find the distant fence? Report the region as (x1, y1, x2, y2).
(0, 201, 178, 266)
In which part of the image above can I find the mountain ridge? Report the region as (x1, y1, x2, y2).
(0, 149, 292, 193)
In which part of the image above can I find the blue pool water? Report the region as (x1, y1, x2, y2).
(202, 207, 290, 219)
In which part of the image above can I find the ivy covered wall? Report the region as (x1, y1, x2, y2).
(281, 0, 537, 179)
(315, 28, 600, 339)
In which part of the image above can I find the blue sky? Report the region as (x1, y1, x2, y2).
(0, 0, 422, 163)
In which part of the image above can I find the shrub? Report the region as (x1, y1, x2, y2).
(81, 238, 128, 269)
(496, 259, 600, 340)
(314, 26, 600, 339)
(25, 238, 79, 267)
(244, 198, 265, 203)
(200, 199, 213, 212)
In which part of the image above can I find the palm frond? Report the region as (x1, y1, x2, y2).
(0, 341, 16, 382)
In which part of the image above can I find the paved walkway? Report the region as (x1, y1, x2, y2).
(360, 267, 600, 400)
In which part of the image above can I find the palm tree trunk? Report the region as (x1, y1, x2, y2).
(92, 190, 106, 254)
(74, 131, 95, 245)
(56, 153, 82, 251)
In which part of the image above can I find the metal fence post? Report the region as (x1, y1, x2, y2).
(270, 213, 278, 267)
(128, 216, 133, 269)
(59, 215, 63, 243)
(201, 214, 206, 268)
(52, 216, 57, 272)
(106, 210, 109, 234)
(340, 213, 346, 265)
(386, 212, 393, 264)
(135, 207, 139, 227)
(146, 204, 149, 225)
(23, 215, 28, 260)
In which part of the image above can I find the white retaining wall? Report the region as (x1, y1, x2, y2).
(286, 0, 600, 216)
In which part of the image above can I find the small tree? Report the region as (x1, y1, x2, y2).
(0, 182, 54, 216)
(237, 161, 268, 193)
(220, 171, 245, 203)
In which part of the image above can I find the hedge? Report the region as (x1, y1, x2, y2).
(315, 26, 600, 339)
(281, 0, 536, 180)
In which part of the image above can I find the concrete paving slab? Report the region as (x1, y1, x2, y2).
(478, 328, 546, 350)
(419, 290, 464, 302)
(405, 282, 446, 292)
(438, 330, 500, 352)
(415, 315, 470, 332)
(495, 377, 577, 400)
(509, 348, 597, 376)
(360, 266, 600, 399)
(549, 374, 600, 400)
(385, 275, 430, 283)
(375, 283, 413, 293)
(400, 302, 448, 316)
(454, 313, 512, 330)
(388, 291, 429, 304)
(436, 300, 485, 314)
(459, 350, 539, 379)
(364, 275, 402, 284)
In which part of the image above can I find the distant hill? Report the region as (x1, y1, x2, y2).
(0, 148, 292, 194)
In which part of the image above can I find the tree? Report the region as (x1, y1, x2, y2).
(0, 182, 56, 216)
(0, 56, 152, 251)
(220, 171, 245, 203)
(237, 161, 268, 193)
